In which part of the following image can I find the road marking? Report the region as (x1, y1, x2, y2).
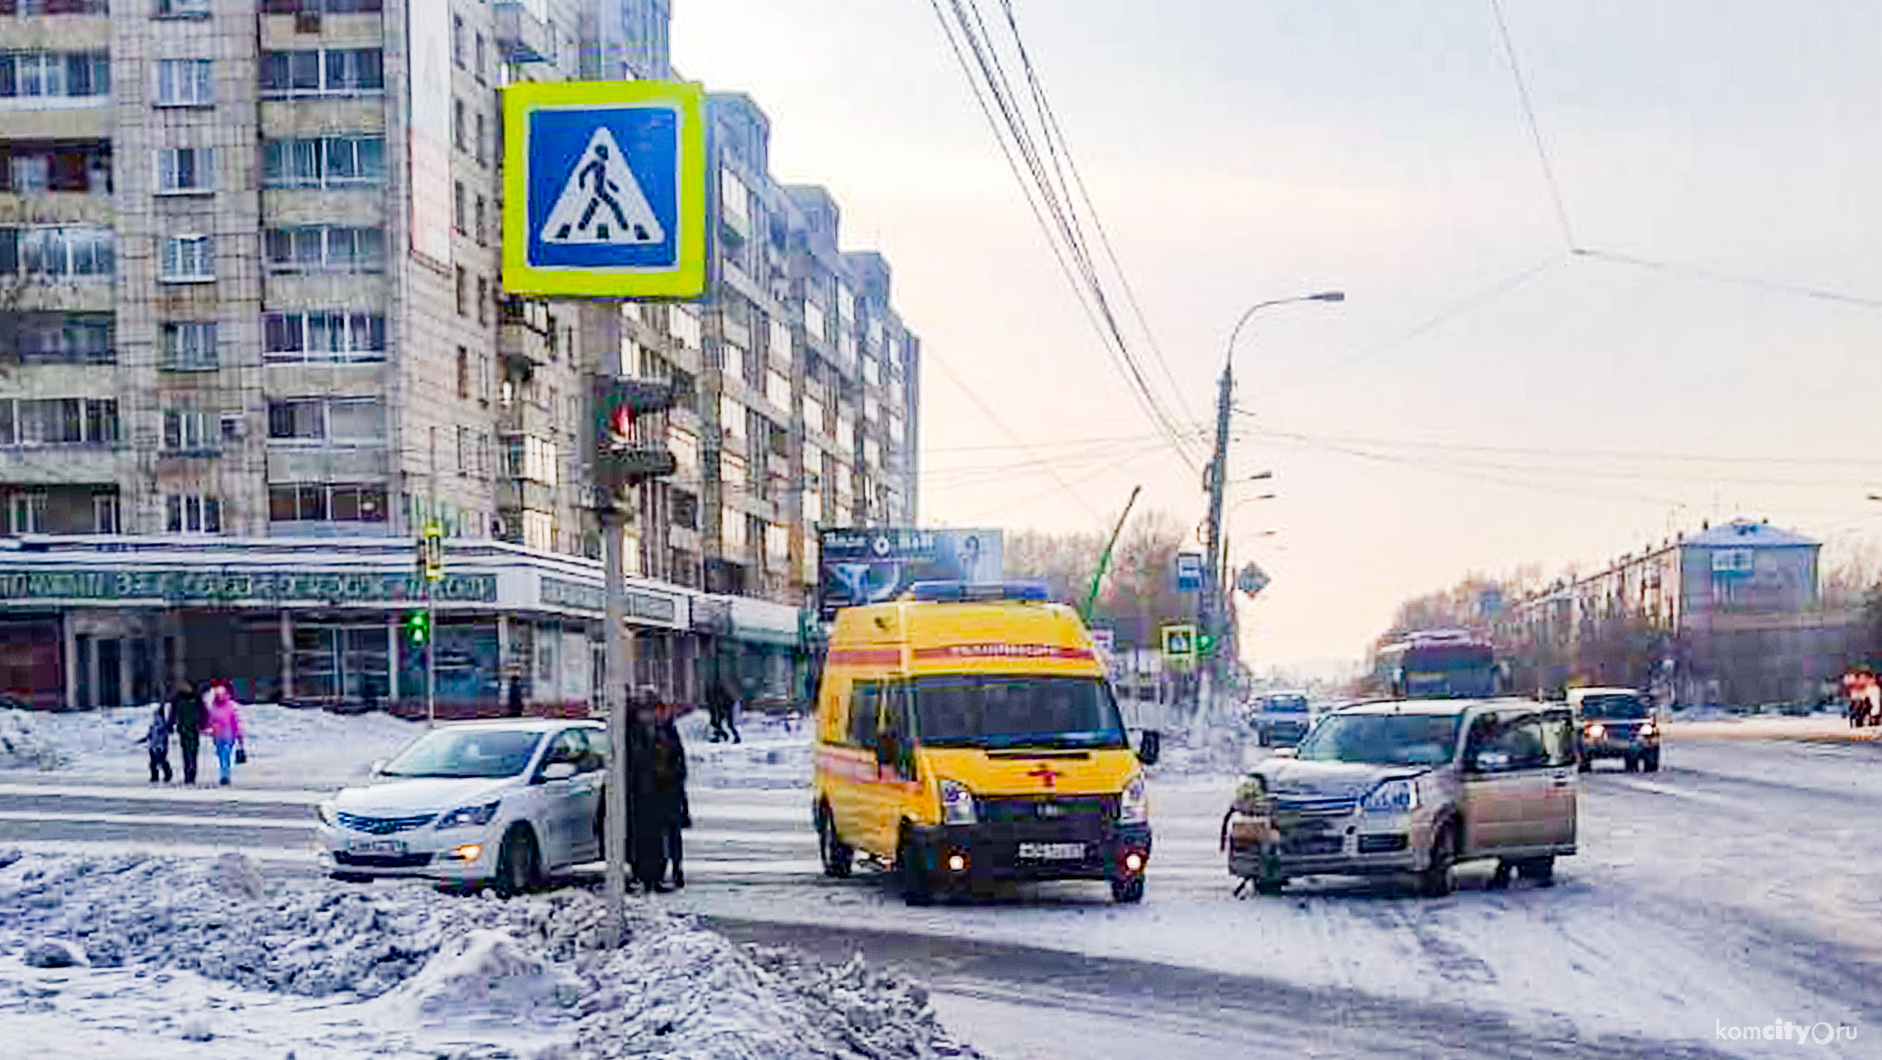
(1606, 777, 1747, 808)
(0, 782, 330, 804)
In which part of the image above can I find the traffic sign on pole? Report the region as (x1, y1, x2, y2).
(1175, 552, 1205, 593)
(502, 80, 708, 299)
(1161, 623, 1197, 663)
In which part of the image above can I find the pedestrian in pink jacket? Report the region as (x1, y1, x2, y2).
(204, 683, 245, 786)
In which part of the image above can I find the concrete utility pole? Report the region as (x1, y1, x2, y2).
(1201, 291, 1345, 723)
(600, 506, 629, 936)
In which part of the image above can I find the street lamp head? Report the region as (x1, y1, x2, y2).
(1245, 470, 1274, 482)
(1308, 291, 1346, 303)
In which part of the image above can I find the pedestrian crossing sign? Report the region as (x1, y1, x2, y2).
(502, 80, 707, 299)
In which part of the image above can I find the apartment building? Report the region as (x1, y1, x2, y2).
(0, 0, 920, 711)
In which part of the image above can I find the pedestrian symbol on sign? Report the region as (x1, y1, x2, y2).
(540, 127, 664, 246)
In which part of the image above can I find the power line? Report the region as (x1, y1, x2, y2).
(1242, 422, 1882, 469)
(1572, 247, 1882, 310)
(924, 345, 1101, 519)
(1489, 0, 1577, 251)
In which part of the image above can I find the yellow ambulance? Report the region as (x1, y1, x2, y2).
(810, 581, 1161, 904)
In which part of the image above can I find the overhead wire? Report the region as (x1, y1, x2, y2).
(923, 346, 1102, 519)
(926, 0, 1202, 469)
(1489, 0, 1577, 252)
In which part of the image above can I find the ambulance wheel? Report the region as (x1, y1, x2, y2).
(1109, 874, 1145, 904)
(898, 829, 933, 906)
(817, 803, 853, 879)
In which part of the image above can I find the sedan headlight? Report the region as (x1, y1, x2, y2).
(937, 779, 977, 825)
(1585, 723, 1607, 740)
(435, 800, 502, 830)
(1361, 778, 1418, 815)
(1118, 774, 1149, 824)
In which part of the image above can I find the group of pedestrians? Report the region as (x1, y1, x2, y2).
(623, 687, 689, 892)
(139, 680, 246, 786)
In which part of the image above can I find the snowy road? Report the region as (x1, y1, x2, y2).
(2, 727, 1878, 1058)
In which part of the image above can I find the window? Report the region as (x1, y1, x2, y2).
(259, 49, 382, 97)
(475, 111, 487, 166)
(153, 59, 214, 106)
(162, 409, 219, 453)
(804, 394, 825, 434)
(267, 397, 385, 445)
(453, 179, 465, 233)
(157, 0, 213, 15)
(453, 97, 465, 152)
(0, 225, 114, 278)
(154, 148, 214, 195)
(721, 504, 745, 552)
(475, 195, 487, 245)
(521, 435, 557, 485)
(804, 300, 826, 342)
(476, 276, 488, 326)
(2, 141, 109, 195)
(259, 0, 385, 11)
(767, 368, 791, 411)
(165, 495, 222, 534)
(670, 307, 701, 349)
(720, 395, 744, 441)
(261, 136, 385, 188)
(262, 226, 384, 273)
(452, 15, 465, 67)
(10, 314, 112, 365)
(160, 234, 215, 283)
(456, 425, 468, 473)
(456, 346, 469, 398)
(521, 510, 553, 551)
(91, 492, 117, 534)
(473, 33, 485, 83)
(262, 312, 387, 363)
(161, 322, 217, 370)
(268, 483, 387, 523)
(8, 492, 45, 534)
(455, 266, 467, 315)
(0, 53, 109, 100)
(770, 318, 791, 362)
(668, 426, 698, 475)
(671, 489, 698, 529)
(0, 397, 117, 446)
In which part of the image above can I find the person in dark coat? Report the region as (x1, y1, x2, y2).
(706, 681, 740, 744)
(138, 704, 172, 784)
(167, 682, 207, 785)
(627, 691, 672, 891)
(506, 675, 525, 718)
(653, 702, 689, 888)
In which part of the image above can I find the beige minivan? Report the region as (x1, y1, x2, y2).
(1223, 699, 1578, 896)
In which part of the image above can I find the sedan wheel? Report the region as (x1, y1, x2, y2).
(1418, 823, 1456, 898)
(495, 826, 540, 896)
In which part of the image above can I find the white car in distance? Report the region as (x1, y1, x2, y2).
(316, 719, 608, 892)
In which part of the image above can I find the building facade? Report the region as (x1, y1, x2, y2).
(0, 0, 919, 711)
(1498, 519, 1855, 706)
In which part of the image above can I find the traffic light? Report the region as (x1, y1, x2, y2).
(418, 522, 444, 583)
(404, 609, 430, 646)
(593, 375, 678, 489)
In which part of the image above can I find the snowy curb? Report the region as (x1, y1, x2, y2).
(0, 851, 985, 1059)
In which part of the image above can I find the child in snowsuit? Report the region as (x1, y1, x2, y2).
(139, 704, 173, 783)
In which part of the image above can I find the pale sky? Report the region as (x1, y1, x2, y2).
(673, 1, 1882, 666)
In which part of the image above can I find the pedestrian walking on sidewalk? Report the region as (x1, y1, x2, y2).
(138, 703, 173, 784)
(167, 682, 206, 785)
(205, 682, 246, 786)
(652, 695, 689, 889)
(706, 681, 740, 744)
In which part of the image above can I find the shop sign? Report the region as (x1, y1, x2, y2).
(0, 568, 497, 605)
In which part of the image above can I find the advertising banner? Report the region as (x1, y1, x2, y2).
(408, 0, 453, 267)
(817, 527, 1003, 618)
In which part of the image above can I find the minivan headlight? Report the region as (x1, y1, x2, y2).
(1118, 774, 1149, 824)
(435, 800, 502, 830)
(1361, 778, 1418, 815)
(938, 779, 977, 825)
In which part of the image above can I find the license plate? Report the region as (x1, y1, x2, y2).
(1017, 842, 1087, 860)
(350, 839, 407, 855)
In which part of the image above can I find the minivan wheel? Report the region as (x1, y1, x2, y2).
(817, 803, 853, 879)
(495, 825, 541, 896)
(1517, 856, 1556, 885)
(1418, 822, 1456, 898)
(898, 830, 933, 906)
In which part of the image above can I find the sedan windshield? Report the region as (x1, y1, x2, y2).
(1580, 694, 1650, 719)
(1295, 712, 1463, 766)
(380, 729, 543, 779)
(913, 674, 1128, 750)
(1264, 696, 1310, 713)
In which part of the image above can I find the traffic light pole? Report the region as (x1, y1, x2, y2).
(601, 505, 629, 946)
(425, 578, 436, 727)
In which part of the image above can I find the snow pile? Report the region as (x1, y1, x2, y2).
(0, 852, 984, 1059)
(1, 703, 422, 785)
(0, 709, 65, 770)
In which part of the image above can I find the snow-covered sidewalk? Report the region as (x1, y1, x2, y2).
(0, 849, 983, 1059)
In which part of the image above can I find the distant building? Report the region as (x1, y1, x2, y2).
(1500, 520, 1857, 706)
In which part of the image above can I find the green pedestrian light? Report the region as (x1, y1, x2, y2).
(404, 609, 431, 646)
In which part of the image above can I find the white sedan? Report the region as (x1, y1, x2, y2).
(316, 719, 608, 891)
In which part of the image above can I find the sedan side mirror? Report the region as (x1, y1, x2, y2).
(538, 761, 578, 783)
(1136, 729, 1161, 766)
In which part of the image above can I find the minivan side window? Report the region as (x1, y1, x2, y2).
(1538, 710, 1576, 767)
(848, 681, 880, 747)
(1492, 714, 1549, 770)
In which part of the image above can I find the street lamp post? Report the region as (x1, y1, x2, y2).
(1201, 291, 1343, 722)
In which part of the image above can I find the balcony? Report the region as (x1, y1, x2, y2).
(496, 477, 556, 513)
(498, 318, 551, 371)
(493, 0, 551, 63)
(0, 443, 124, 486)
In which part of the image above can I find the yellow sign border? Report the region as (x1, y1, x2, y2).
(501, 80, 708, 300)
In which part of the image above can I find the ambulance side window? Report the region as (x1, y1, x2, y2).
(847, 682, 880, 748)
(882, 682, 917, 779)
